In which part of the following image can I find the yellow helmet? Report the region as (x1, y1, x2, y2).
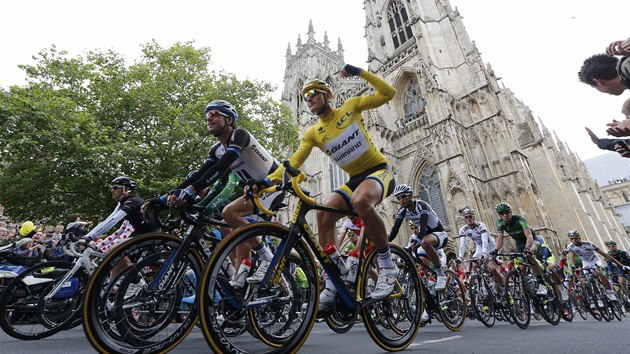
(301, 80, 333, 97)
(20, 221, 36, 237)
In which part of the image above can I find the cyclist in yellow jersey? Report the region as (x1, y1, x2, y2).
(265, 64, 397, 309)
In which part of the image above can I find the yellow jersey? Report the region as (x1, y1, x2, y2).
(269, 70, 395, 180)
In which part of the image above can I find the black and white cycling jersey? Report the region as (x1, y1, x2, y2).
(181, 128, 279, 192)
(395, 200, 445, 235)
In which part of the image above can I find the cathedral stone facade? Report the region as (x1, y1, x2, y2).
(279, 0, 630, 253)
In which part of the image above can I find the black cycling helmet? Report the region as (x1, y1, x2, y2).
(205, 99, 238, 126)
(111, 176, 137, 190)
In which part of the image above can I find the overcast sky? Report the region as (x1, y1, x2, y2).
(1, 0, 628, 160)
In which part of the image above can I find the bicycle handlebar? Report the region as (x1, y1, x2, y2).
(254, 161, 315, 216)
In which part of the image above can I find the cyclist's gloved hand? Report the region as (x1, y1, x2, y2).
(522, 247, 532, 255)
(245, 178, 272, 200)
(173, 187, 196, 202)
(342, 64, 362, 77)
(481, 253, 489, 260)
(147, 196, 168, 206)
(489, 249, 498, 258)
(623, 265, 630, 272)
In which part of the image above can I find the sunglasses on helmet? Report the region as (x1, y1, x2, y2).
(303, 89, 325, 101)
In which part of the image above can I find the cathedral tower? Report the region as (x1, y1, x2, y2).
(281, 0, 629, 252)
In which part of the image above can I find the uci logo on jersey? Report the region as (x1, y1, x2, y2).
(336, 112, 352, 129)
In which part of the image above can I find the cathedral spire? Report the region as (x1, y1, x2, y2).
(286, 42, 292, 58)
(554, 131, 568, 155)
(297, 34, 302, 50)
(324, 31, 330, 49)
(307, 20, 315, 43)
(337, 38, 344, 60)
(539, 118, 552, 141)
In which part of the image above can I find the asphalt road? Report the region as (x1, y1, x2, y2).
(1, 317, 629, 353)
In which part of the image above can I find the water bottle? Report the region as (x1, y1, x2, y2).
(230, 259, 251, 288)
(526, 276, 538, 292)
(342, 249, 359, 283)
(222, 256, 236, 279)
(489, 280, 497, 296)
(427, 276, 436, 296)
(325, 244, 348, 274)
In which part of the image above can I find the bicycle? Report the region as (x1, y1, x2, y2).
(464, 257, 510, 328)
(82, 204, 228, 354)
(498, 252, 561, 329)
(573, 267, 616, 322)
(414, 261, 466, 331)
(0, 240, 104, 340)
(198, 161, 423, 353)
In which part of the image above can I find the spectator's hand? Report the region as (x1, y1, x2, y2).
(606, 39, 630, 56)
(614, 141, 630, 157)
(585, 127, 599, 144)
(606, 119, 630, 137)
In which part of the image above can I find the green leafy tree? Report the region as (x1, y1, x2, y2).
(0, 41, 298, 223)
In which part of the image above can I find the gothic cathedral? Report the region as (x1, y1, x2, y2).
(279, 0, 629, 253)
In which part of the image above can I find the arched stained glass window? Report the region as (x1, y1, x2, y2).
(387, 1, 414, 50)
(418, 165, 449, 225)
(403, 80, 424, 122)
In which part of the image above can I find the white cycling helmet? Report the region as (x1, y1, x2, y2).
(393, 184, 413, 198)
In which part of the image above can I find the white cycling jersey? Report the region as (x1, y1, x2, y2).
(566, 241, 602, 266)
(458, 221, 495, 258)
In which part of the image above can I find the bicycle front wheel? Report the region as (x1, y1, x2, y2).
(199, 222, 319, 354)
(468, 274, 495, 328)
(436, 269, 466, 331)
(83, 233, 203, 354)
(359, 244, 423, 352)
(0, 260, 86, 340)
(505, 270, 530, 329)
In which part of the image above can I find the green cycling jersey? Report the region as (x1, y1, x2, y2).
(496, 214, 534, 242)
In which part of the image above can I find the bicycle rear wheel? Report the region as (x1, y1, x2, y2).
(359, 244, 422, 351)
(325, 312, 355, 333)
(0, 261, 86, 340)
(199, 222, 319, 354)
(83, 233, 203, 354)
(505, 270, 530, 329)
